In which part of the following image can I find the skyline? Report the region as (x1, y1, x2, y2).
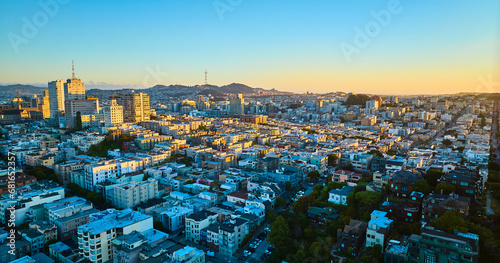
(1, 0, 500, 95)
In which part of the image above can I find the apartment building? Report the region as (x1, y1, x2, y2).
(218, 218, 249, 256)
(84, 159, 141, 190)
(55, 208, 100, 241)
(186, 210, 218, 243)
(77, 209, 153, 263)
(0, 181, 65, 225)
(334, 219, 367, 256)
(366, 210, 393, 250)
(104, 98, 123, 127)
(111, 229, 169, 263)
(116, 92, 151, 123)
(108, 179, 159, 209)
(44, 196, 94, 223)
(159, 206, 194, 232)
(384, 227, 479, 263)
(64, 97, 100, 129)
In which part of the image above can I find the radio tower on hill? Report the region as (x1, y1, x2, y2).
(205, 70, 207, 85)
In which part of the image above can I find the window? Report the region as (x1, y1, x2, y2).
(422, 254, 438, 263)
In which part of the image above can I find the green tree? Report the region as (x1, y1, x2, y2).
(293, 195, 312, 214)
(328, 154, 339, 166)
(435, 182, 456, 195)
(285, 181, 292, 191)
(412, 180, 431, 194)
(355, 191, 382, 206)
(308, 170, 320, 180)
(276, 197, 286, 208)
(386, 149, 397, 155)
(309, 241, 327, 260)
(425, 169, 444, 188)
(434, 210, 468, 233)
(142, 174, 151, 181)
(268, 216, 292, 259)
(294, 249, 306, 263)
(442, 139, 453, 146)
(266, 208, 276, 222)
(76, 111, 83, 130)
(368, 149, 383, 157)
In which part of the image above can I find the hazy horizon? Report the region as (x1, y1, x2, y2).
(1, 0, 499, 95)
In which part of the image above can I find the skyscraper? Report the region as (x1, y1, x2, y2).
(229, 93, 244, 115)
(104, 97, 124, 127)
(64, 96, 100, 128)
(48, 79, 65, 117)
(64, 61, 85, 100)
(38, 90, 50, 119)
(116, 92, 150, 123)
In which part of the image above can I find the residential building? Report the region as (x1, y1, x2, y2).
(116, 93, 151, 123)
(333, 219, 367, 256)
(108, 179, 159, 209)
(328, 185, 354, 205)
(104, 97, 123, 127)
(77, 209, 153, 263)
(186, 210, 218, 243)
(366, 210, 393, 249)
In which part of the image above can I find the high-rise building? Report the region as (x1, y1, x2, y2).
(116, 92, 150, 123)
(229, 93, 244, 115)
(77, 209, 153, 263)
(48, 80, 66, 116)
(64, 96, 100, 128)
(104, 97, 123, 127)
(65, 61, 85, 100)
(38, 90, 50, 119)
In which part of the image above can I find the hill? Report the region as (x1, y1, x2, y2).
(197, 89, 225, 97)
(0, 84, 46, 96)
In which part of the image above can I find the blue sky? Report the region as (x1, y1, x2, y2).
(1, 0, 499, 94)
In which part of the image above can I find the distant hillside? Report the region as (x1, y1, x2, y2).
(0, 84, 45, 96)
(214, 83, 255, 94)
(198, 89, 225, 97)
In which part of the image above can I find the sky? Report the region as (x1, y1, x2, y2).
(1, 0, 499, 95)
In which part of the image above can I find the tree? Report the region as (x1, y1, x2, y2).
(435, 182, 456, 195)
(386, 149, 398, 155)
(442, 139, 453, 146)
(309, 241, 327, 260)
(293, 195, 312, 214)
(368, 149, 383, 157)
(425, 169, 444, 188)
(268, 216, 291, 259)
(285, 181, 292, 191)
(266, 208, 276, 222)
(308, 170, 320, 181)
(185, 180, 194, 184)
(76, 111, 83, 130)
(413, 180, 431, 195)
(276, 197, 286, 208)
(434, 210, 468, 233)
(328, 154, 339, 166)
(355, 191, 382, 206)
(294, 249, 306, 263)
